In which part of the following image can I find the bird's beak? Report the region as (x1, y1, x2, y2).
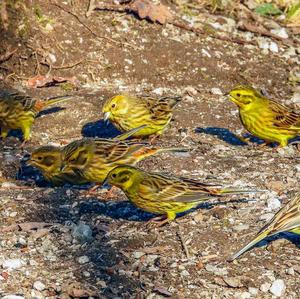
(26, 159, 34, 166)
(102, 177, 110, 187)
(103, 112, 110, 123)
(60, 163, 67, 172)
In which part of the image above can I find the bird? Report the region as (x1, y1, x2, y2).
(28, 145, 89, 186)
(61, 138, 189, 186)
(102, 94, 181, 142)
(229, 193, 300, 261)
(229, 85, 300, 147)
(103, 165, 257, 226)
(0, 89, 71, 142)
(28, 126, 147, 186)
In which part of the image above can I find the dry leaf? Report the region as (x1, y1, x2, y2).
(130, 0, 173, 24)
(27, 75, 78, 88)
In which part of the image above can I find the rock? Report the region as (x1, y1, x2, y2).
(260, 282, 271, 293)
(240, 292, 251, 299)
(133, 251, 145, 259)
(210, 87, 223, 95)
(270, 28, 288, 39)
(248, 287, 258, 296)
(181, 270, 190, 277)
(205, 264, 228, 276)
(269, 279, 285, 297)
(2, 259, 25, 269)
(267, 197, 281, 211)
(77, 255, 89, 264)
(269, 42, 278, 53)
(233, 224, 249, 232)
(71, 223, 93, 243)
(33, 281, 46, 291)
(291, 93, 300, 104)
(223, 276, 243, 288)
(286, 267, 295, 275)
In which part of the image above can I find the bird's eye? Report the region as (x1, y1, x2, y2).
(69, 158, 76, 163)
(236, 93, 241, 97)
(112, 173, 117, 178)
(37, 156, 43, 161)
(111, 104, 116, 108)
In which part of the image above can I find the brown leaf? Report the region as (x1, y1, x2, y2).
(27, 75, 78, 88)
(130, 0, 173, 24)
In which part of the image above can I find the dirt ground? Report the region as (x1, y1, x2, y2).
(0, 0, 300, 298)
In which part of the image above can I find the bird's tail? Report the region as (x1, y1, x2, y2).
(114, 125, 147, 141)
(35, 95, 73, 111)
(228, 230, 270, 261)
(161, 96, 182, 108)
(132, 147, 189, 161)
(155, 147, 190, 154)
(217, 188, 264, 195)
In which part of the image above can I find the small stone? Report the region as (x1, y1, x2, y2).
(181, 270, 190, 276)
(248, 287, 258, 296)
(2, 259, 25, 269)
(205, 264, 228, 276)
(223, 276, 243, 288)
(44, 23, 53, 32)
(291, 93, 300, 104)
(270, 28, 288, 39)
(240, 292, 251, 299)
(71, 223, 93, 243)
(269, 42, 279, 53)
(33, 281, 46, 291)
(267, 197, 281, 211)
(77, 255, 89, 264)
(2, 296, 25, 299)
(260, 282, 271, 293)
(269, 279, 285, 297)
(210, 87, 223, 95)
(133, 251, 145, 259)
(233, 224, 249, 232)
(286, 267, 295, 275)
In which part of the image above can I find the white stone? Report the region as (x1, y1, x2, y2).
(77, 255, 89, 264)
(2, 259, 25, 269)
(210, 87, 223, 95)
(240, 292, 251, 299)
(2, 296, 25, 299)
(248, 287, 258, 296)
(33, 281, 46, 291)
(290, 93, 300, 104)
(48, 53, 56, 63)
(260, 282, 271, 293)
(133, 251, 145, 259)
(269, 42, 279, 53)
(233, 224, 249, 232)
(269, 279, 285, 297)
(286, 267, 294, 275)
(267, 197, 281, 211)
(270, 28, 288, 39)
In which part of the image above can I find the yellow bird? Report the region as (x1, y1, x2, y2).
(102, 94, 181, 141)
(229, 85, 300, 147)
(229, 193, 300, 261)
(0, 89, 71, 141)
(104, 165, 257, 226)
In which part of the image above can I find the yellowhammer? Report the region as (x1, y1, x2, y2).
(28, 145, 89, 186)
(104, 165, 257, 226)
(62, 138, 189, 185)
(0, 89, 71, 142)
(229, 85, 300, 147)
(229, 193, 300, 261)
(102, 94, 181, 141)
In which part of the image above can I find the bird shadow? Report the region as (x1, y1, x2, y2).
(196, 127, 269, 147)
(81, 119, 122, 138)
(36, 106, 66, 118)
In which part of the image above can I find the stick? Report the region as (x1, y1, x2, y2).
(0, 48, 17, 64)
(177, 227, 190, 259)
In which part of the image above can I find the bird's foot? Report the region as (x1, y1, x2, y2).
(145, 215, 169, 228)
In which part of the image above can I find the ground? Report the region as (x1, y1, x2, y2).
(0, 0, 300, 298)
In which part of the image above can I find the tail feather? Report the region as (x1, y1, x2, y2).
(218, 188, 264, 195)
(228, 230, 270, 261)
(162, 96, 182, 108)
(35, 96, 72, 111)
(114, 125, 147, 141)
(155, 147, 190, 154)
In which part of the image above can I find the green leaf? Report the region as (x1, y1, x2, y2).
(254, 3, 282, 16)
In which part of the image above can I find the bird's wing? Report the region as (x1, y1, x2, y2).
(1, 90, 36, 111)
(144, 97, 173, 120)
(138, 174, 215, 203)
(269, 100, 300, 129)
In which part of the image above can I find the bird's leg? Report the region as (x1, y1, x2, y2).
(145, 215, 169, 227)
(258, 141, 272, 148)
(149, 134, 159, 145)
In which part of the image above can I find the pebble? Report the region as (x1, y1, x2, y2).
(2, 259, 25, 269)
(133, 251, 145, 259)
(267, 197, 281, 211)
(269, 42, 279, 53)
(260, 282, 271, 293)
(248, 287, 258, 296)
(270, 28, 288, 39)
(291, 93, 300, 104)
(286, 267, 295, 275)
(239, 292, 251, 299)
(181, 270, 190, 277)
(33, 281, 46, 291)
(2, 296, 25, 299)
(77, 255, 89, 264)
(233, 224, 249, 232)
(71, 223, 93, 243)
(210, 87, 223, 95)
(205, 264, 228, 276)
(269, 279, 285, 297)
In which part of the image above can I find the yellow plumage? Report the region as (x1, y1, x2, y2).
(102, 94, 181, 139)
(104, 165, 257, 225)
(229, 85, 300, 147)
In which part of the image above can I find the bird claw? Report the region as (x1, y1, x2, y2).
(144, 215, 169, 228)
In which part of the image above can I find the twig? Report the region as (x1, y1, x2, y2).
(51, 2, 136, 49)
(86, 0, 96, 18)
(177, 227, 190, 259)
(41, 59, 85, 70)
(0, 47, 18, 64)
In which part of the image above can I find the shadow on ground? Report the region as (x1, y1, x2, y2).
(81, 120, 121, 138)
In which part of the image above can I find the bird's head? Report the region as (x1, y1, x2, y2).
(229, 85, 262, 108)
(102, 94, 130, 121)
(28, 146, 62, 175)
